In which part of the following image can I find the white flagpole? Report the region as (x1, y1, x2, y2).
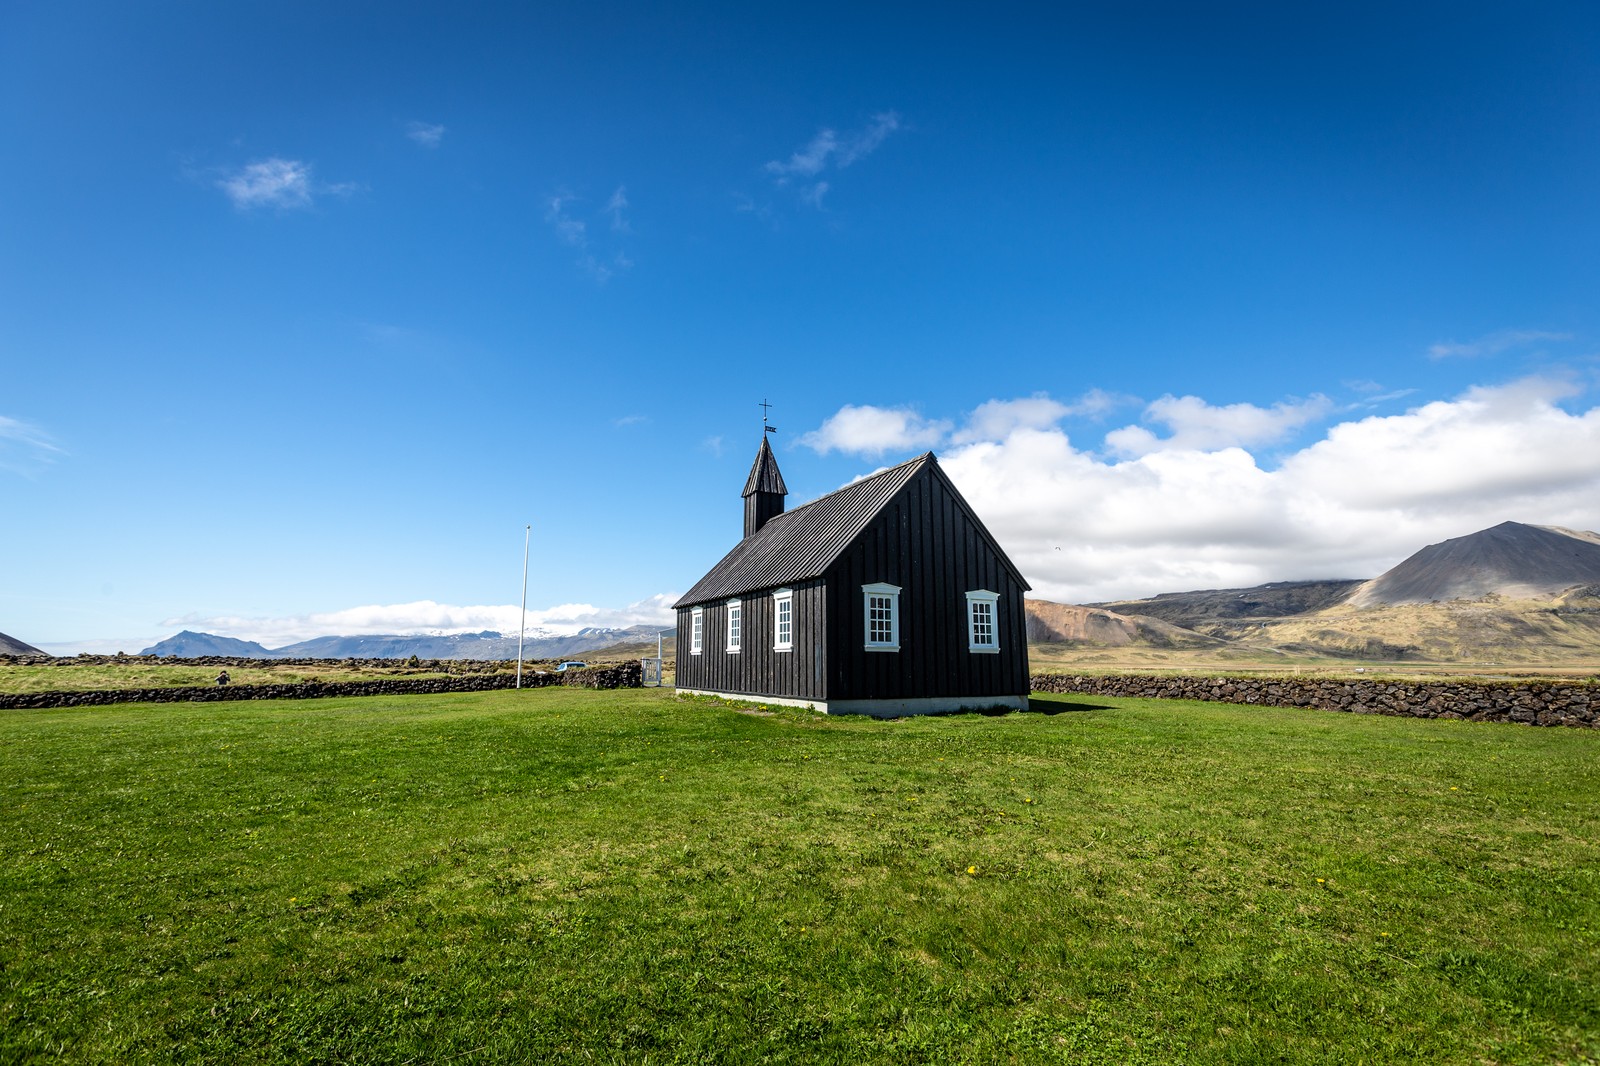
(516, 524, 530, 688)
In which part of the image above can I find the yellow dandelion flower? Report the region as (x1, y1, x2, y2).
(967, 865, 978, 875)
(1316, 878, 1326, 883)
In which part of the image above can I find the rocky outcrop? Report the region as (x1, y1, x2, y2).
(1031, 673, 1596, 728)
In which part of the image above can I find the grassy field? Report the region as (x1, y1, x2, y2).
(3, 688, 1597, 1064)
(0, 660, 512, 694)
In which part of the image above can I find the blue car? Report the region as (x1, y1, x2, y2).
(554, 660, 588, 672)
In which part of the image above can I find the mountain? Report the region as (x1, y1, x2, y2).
(1036, 521, 1600, 664)
(137, 625, 674, 660)
(1091, 580, 1364, 630)
(142, 631, 276, 657)
(0, 631, 47, 656)
(1346, 522, 1600, 607)
(1025, 601, 1226, 648)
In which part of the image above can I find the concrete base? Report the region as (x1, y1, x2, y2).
(675, 688, 1029, 718)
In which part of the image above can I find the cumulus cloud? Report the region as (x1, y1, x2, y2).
(952, 394, 1073, 444)
(405, 121, 445, 148)
(1106, 394, 1334, 456)
(0, 415, 64, 476)
(765, 111, 901, 206)
(1428, 329, 1570, 360)
(216, 158, 356, 210)
(163, 594, 679, 648)
(798, 404, 951, 457)
(933, 377, 1600, 604)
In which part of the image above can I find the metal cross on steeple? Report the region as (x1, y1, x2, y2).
(760, 398, 778, 434)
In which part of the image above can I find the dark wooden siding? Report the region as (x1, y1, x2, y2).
(824, 465, 1030, 701)
(674, 579, 828, 700)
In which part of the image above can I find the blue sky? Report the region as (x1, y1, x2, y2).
(6, 2, 1600, 651)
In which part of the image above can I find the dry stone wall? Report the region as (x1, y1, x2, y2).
(0, 660, 643, 710)
(1031, 673, 1597, 728)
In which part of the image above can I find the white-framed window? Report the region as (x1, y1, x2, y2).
(726, 598, 742, 652)
(772, 588, 794, 652)
(690, 607, 703, 656)
(863, 582, 901, 651)
(966, 589, 1000, 653)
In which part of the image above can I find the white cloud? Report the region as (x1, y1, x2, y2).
(0, 414, 64, 475)
(934, 377, 1600, 604)
(217, 158, 314, 209)
(213, 157, 359, 210)
(547, 194, 587, 246)
(606, 186, 631, 232)
(406, 121, 445, 148)
(161, 595, 679, 648)
(546, 190, 632, 282)
(764, 111, 901, 206)
(952, 394, 1072, 444)
(798, 404, 951, 457)
(1428, 329, 1570, 359)
(1106, 393, 1333, 456)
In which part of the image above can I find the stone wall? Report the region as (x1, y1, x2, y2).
(0, 661, 644, 710)
(1031, 673, 1597, 728)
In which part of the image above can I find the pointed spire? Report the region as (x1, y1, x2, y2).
(742, 436, 788, 537)
(743, 435, 788, 498)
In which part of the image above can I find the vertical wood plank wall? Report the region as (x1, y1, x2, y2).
(825, 468, 1030, 701)
(675, 580, 827, 700)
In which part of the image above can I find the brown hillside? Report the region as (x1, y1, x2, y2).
(1236, 584, 1600, 663)
(1025, 600, 1225, 649)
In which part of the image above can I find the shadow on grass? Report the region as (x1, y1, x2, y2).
(926, 696, 1114, 718)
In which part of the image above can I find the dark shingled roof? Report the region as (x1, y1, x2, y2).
(676, 453, 933, 608)
(742, 435, 788, 497)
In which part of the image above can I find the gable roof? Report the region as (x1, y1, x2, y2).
(742, 435, 788, 497)
(676, 452, 1030, 608)
(676, 453, 932, 608)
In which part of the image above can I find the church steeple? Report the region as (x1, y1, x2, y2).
(742, 435, 788, 537)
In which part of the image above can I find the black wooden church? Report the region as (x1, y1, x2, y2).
(674, 437, 1031, 716)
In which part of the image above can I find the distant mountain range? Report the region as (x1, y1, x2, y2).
(1036, 521, 1600, 663)
(141, 625, 673, 660)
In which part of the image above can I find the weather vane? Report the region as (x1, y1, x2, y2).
(760, 398, 778, 434)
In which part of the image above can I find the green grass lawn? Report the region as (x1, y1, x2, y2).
(3, 690, 1597, 1064)
(0, 661, 475, 694)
